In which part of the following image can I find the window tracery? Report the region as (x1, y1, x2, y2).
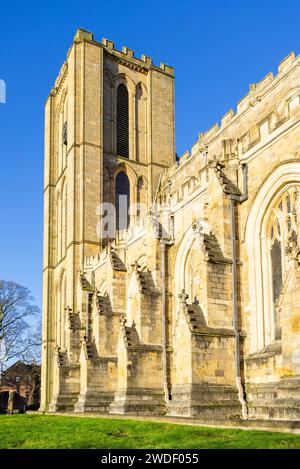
(266, 186, 300, 340)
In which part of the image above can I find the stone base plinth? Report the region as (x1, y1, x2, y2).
(109, 389, 166, 415)
(48, 393, 79, 412)
(74, 392, 114, 413)
(167, 384, 242, 420)
(246, 378, 300, 420)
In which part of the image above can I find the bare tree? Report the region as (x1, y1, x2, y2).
(0, 280, 41, 373)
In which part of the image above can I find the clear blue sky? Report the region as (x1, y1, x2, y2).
(1, 0, 300, 309)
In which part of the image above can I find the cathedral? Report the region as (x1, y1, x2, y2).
(41, 28, 300, 421)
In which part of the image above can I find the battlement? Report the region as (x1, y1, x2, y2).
(176, 50, 300, 166)
(74, 28, 174, 76)
(206, 51, 299, 141)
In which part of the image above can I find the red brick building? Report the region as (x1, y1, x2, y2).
(0, 361, 40, 413)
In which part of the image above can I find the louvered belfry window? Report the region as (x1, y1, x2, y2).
(117, 84, 129, 157)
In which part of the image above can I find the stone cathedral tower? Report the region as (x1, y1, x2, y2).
(42, 29, 300, 423)
(41, 28, 175, 412)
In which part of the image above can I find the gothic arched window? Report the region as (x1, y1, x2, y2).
(246, 164, 300, 353)
(117, 84, 129, 158)
(116, 172, 130, 230)
(266, 186, 300, 341)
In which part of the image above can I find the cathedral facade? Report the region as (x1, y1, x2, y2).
(41, 28, 300, 421)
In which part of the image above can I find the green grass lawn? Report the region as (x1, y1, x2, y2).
(1, 414, 300, 449)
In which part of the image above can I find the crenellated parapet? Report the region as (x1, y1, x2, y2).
(95, 30, 174, 76)
(199, 52, 299, 146)
(48, 26, 174, 114)
(172, 50, 300, 180)
(66, 27, 174, 78)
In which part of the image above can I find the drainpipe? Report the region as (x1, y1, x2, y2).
(229, 163, 248, 419)
(160, 238, 173, 404)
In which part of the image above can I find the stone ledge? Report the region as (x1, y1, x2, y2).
(245, 341, 282, 362)
(43, 412, 300, 434)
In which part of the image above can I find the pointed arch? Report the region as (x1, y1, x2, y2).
(173, 224, 209, 332)
(114, 162, 139, 225)
(245, 161, 300, 352)
(114, 161, 138, 183)
(113, 73, 136, 159)
(136, 81, 148, 97)
(114, 72, 135, 95)
(135, 254, 147, 271)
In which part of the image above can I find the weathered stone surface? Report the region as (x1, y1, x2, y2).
(41, 29, 300, 423)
